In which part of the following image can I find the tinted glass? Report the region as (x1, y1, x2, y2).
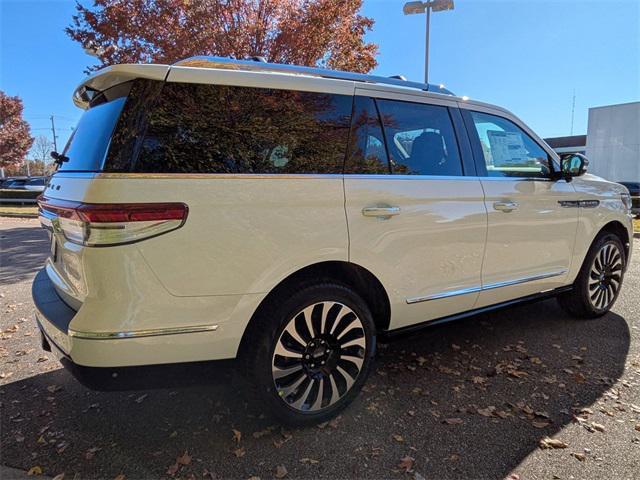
(377, 100, 462, 176)
(112, 83, 352, 174)
(469, 111, 552, 178)
(345, 96, 389, 174)
(58, 95, 127, 172)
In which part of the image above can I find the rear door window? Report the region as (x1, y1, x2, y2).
(119, 83, 352, 174)
(376, 99, 463, 176)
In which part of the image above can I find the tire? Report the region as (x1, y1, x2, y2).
(557, 232, 626, 319)
(241, 282, 376, 426)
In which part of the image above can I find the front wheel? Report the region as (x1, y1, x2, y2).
(242, 283, 376, 426)
(558, 233, 626, 318)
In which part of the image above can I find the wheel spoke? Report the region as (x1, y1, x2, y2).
(340, 335, 366, 349)
(272, 363, 303, 380)
(311, 377, 325, 410)
(283, 319, 307, 348)
(340, 353, 364, 370)
(289, 378, 314, 410)
(328, 371, 341, 404)
(277, 371, 308, 397)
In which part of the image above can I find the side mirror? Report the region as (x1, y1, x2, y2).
(559, 153, 588, 181)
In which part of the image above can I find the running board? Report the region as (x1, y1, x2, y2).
(384, 285, 573, 339)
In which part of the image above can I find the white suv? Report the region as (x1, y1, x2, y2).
(34, 57, 634, 425)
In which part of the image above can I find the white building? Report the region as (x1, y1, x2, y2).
(586, 101, 640, 184)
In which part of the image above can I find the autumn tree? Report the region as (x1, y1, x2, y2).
(66, 0, 378, 73)
(0, 91, 34, 169)
(31, 135, 55, 164)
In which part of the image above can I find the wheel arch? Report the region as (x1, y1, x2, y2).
(237, 261, 391, 358)
(598, 220, 631, 267)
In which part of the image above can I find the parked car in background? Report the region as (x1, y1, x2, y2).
(33, 57, 634, 425)
(3, 176, 47, 192)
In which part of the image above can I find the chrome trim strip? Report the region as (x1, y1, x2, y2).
(406, 269, 568, 304)
(406, 285, 482, 304)
(481, 270, 568, 291)
(68, 324, 218, 340)
(91, 172, 558, 182)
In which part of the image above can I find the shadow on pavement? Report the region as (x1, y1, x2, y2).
(0, 299, 630, 479)
(0, 226, 49, 287)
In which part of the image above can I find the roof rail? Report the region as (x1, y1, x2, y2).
(173, 56, 455, 95)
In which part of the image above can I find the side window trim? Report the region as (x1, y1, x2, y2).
(372, 98, 393, 174)
(461, 108, 489, 177)
(448, 107, 477, 177)
(461, 108, 556, 180)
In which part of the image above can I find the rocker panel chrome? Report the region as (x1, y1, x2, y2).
(406, 269, 568, 304)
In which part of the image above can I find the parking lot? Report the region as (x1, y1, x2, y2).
(1, 217, 639, 479)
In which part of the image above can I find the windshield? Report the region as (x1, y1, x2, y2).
(57, 96, 127, 172)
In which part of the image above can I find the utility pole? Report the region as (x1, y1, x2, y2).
(50, 115, 58, 152)
(570, 90, 576, 136)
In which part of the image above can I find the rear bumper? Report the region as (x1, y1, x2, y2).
(32, 267, 258, 368)
(38, 328, 235, 391)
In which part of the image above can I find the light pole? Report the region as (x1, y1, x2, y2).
(403, 0, 454, 85)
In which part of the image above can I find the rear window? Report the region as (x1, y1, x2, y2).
(57, 90, 128, 172)
(105, 82, 353, 174)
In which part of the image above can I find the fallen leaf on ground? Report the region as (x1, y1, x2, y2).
(27, 466, 43, 476)
(275, 465, 288, 478)
(572, 452, 586, 461)
(539, 437, 568, 449)
(166, 462, 180, 476)
(300, 458, 319, 464)
(232, 429, 242, 444)
(392, 434, 404, 443)
(635, 424, 640, 432)
(532, 420, 551, 429)
(113, 475, 126, 480)
(134, 394, 148, 404)
(233, 447, 246, 458)
(176, 451, 191, 465)
(477, 407, 495, 417)
(591, 422, 605, 432)
(52, 474, 65, 480)
(398, 455, 415, 473)
(443, 418, 463, 425)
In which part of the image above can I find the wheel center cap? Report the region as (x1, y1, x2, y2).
(311, 346, 326, 359)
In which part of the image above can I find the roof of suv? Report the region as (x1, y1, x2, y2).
(72, 56, 515, 121)
(73, 56, 458, 108)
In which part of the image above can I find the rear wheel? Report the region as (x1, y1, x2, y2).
(558, 233, 626, 318)
(242, 283, 376, 426)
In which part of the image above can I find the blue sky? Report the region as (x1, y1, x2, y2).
(1, 0, 638, 154)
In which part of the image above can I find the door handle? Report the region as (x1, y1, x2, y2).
(493, 201, 519, 212)
(362, 206, 401, 218)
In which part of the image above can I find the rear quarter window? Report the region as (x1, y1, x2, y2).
(109, 83, 352, 174)
(117, 83, 352, 173)
(57, 96, 127, 172)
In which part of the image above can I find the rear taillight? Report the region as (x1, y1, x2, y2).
(38, 197, 188, 247)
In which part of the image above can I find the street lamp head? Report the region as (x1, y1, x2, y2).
(431, 0, 454, 12)
(403, 1, 426, 15)
(403, 0, 454, 15)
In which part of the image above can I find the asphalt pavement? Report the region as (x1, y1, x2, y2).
(1, 217, 639, 479)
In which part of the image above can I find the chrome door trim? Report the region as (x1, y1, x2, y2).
(68, 324, 218, 340)
(406, 269, 568, 304)
(406, 285, 482, 304)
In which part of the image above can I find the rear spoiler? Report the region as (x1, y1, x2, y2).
(72, 64, 170, 109)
